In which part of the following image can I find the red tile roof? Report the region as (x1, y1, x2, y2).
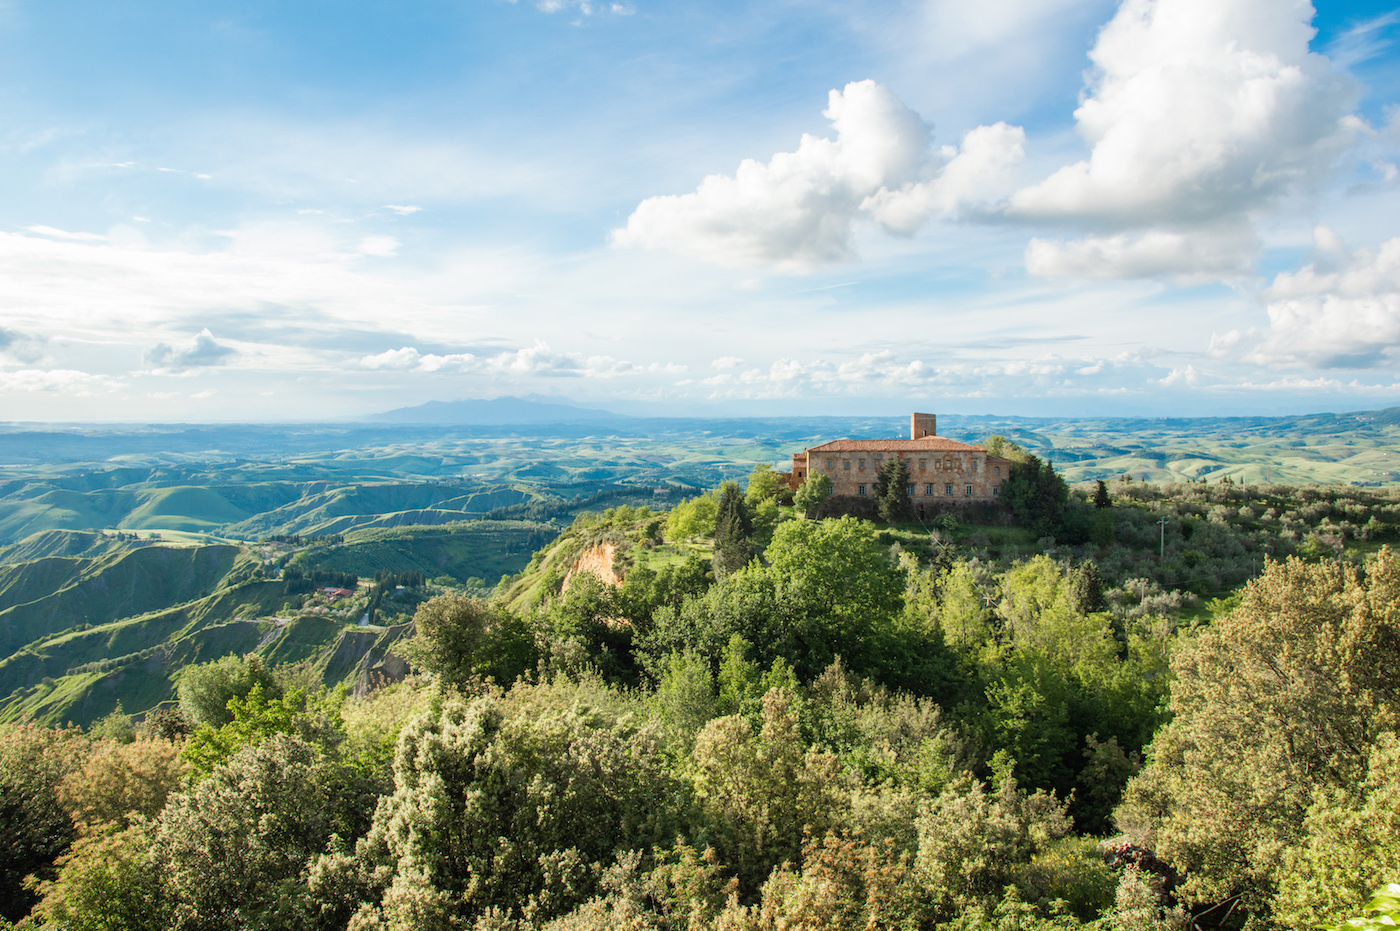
(802, 437, 995, 454)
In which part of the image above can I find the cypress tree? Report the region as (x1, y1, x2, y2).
(874, 457, 914, 524)
(713, 482, 754, 576)
(1093, 479, 1111, 509)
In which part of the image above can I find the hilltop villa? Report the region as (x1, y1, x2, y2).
(787, 413, 1010, 513)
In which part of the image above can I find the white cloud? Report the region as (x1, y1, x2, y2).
(535, 0, 630, 14)
(358, 341, 681, 380)
(143, 329, 237, 374)
(0, 368, 123, 394)
(383, 204, 422, 215)
(1024, 223, 1257, 280)
(1010, 0, 1358, 280)
(712, 355, 744, 369)
(1158, 364, 1201, 386)
(358, 235, 400, 257)
(486, 340, 582, 376)
(26, 225, 107, 242)
(862, 122, 1026, 233)
(1011, 0, 1354, 227)
(359, 347, 477, 372)
(1245, 228, 1400, 368)
(614, 80, 1024, 270)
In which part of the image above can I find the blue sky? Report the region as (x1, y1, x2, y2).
(0, 0, 1397, 421)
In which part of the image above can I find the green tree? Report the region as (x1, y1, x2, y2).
(744, 463, 785, 506)
(793, 472, 832, 517)
(1115, 553, 1400, 920)
(914, 771, 1072, 918)
(1272, 736, 1400, 928)
(691, 688, 845, 895)
(176, 654, 281, 728)
(1093, 480, 1111, 509)
(29, 822, 171, 931)
(666, 490, 720, 540)
(1067, 561, 1106, 615)
(1002, 456, 1069, 537)
(0, 723, 86, 921)
(181, 683, 318, 777)
(159, 734, 334, 930)
(358, 686, 681, 927)
(874, 456, 914, 523)
(713, 481, 755, 577)
(59, 737, 189, 833)
(751, 516, 906, 678)
(90, 702, 136, 744)
(404, 594, 536, 688)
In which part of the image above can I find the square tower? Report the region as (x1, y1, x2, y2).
(911, 412, 937, 439)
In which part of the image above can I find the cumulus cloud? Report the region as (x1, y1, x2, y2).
(0, 369, 123, 394)
(613, 80, 1024, 270)
(358, 341, 680, 380)
(1011, 0, 1354, 227)
(1010, 0, 1356, 279)
(143, 329, 237, 374)
(1024, 222, 1258, 280)
(359, 347, 477, 372)
(1243, 228, 1400, 368)
(486, 340, 583, 377)
(696, 349, 1142, 400)
(535, 0, 631, 14)
(862, 122, 1026, 233)
(382, 204, 422, 215)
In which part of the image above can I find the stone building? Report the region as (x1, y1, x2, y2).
(788, 412, 1010, 512)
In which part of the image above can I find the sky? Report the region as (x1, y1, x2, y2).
(0, 0, 1398, 422)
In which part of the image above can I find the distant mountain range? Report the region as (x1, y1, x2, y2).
(361, 396, 626, 425)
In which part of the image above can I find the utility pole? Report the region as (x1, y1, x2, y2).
(1157, 516, 1168, 560)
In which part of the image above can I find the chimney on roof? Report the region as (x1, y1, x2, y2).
(911, 412, 936, 439)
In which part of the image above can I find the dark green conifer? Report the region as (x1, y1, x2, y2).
(713, 482, 754, 576)
(1094, 479, 1111, 509)
(874, 457, 914, 524)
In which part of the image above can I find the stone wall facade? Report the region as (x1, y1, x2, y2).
(788, 412, 1010, 509)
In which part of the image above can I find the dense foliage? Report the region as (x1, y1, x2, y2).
(5, 475, 1400, 929)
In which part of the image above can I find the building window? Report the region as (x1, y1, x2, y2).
(994, 466, 1000, 477)
(906, 484, 914, 495)
(994, 487, 1000, 496)
(844, 461, 851, 470)
(858, 484, 866, 495)
(944, 484, 952, 495)
(919, 459, 926, 471)
(859, 459, 866, 470)
(925, 484, 932, 495)
(827, 460, 835, 469)
(965, 485, 972, 496)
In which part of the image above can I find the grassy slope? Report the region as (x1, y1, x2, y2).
(0, 530, 130, 563)
(119, 486, 254, 532)
(295, 521, 559, 584)
(221, 483, 534, 537)
(0, 543, 243, 657)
